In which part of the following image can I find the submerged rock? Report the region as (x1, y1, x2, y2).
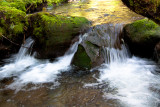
(123, 19, 160, 59)
(28, 12, 89, 59)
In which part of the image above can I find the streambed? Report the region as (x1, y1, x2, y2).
(0, 0, 160, 107)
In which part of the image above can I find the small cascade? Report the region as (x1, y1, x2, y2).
(15, 37, 34, 61)
(102, 44, 129, 64)
(88, 24, 160, 107)
(98, 24, 129, 64)
(0, 36, 82, 91)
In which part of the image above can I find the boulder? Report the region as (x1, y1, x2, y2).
(72, 45, 92, 69)
(27, 12, 89, 59)
(123, 19, 160, 58)
(122, 0, 160, 25)
(72, 24, 123, 69)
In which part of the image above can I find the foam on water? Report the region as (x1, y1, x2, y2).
(97, 56, 160, 107)
(83, 24, 160, 107)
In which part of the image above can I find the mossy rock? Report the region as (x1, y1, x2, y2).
(72, 45, 91, 69)
(0, 6, 28, 58)
(122, 0, 160, 25)
(28, 12, 89, 59)
(123, 19, 160, 58)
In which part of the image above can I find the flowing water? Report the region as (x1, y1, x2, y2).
(0, 0, 160, 107)
(50, 0, 143, 25)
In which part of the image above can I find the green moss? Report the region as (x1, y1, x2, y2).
(0, 27, 4, 37)
(30, 12, 89, 44)
(0, 0, 68, 12)
(129, 0, 134, 6)
(0, 6, 27, 39)
(72, 45, 91, 69)
(124, 0, 160, 24)
(125, 18, 160, 42)
(27, 12, 89, 59)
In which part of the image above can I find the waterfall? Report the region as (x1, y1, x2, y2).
(15, 37, 34, 61)
(101, 24, 129, 64)
(84, 24, 160, 107)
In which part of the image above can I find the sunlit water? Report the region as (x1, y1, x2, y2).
(0, 0, 160, 107)
(50, 0, 143, 25)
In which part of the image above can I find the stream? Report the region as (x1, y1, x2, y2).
(0, 0, 160, 107)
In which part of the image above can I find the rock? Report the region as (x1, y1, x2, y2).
(153, 42, 160, 63)
(72, 45, 92, 69)
(122, 0, 160, 25)
(72, 24, 123, 69)
(0, 0, 87, 59)
(123, 19, 160, 58)
(28, 12, 89, 59)
(0, 6, 27, 58)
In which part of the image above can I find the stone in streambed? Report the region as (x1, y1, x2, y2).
(123, 18, 160, 59)
(28, 12, 89, 59)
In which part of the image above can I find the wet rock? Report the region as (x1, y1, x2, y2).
(72, 45, 92, 69)
(72, 24, 123, 69)
(123, 19, 160, 58)
(154, 42, 160, 63)
(0, 6, 27, 58)
(28, 12, 89, 59)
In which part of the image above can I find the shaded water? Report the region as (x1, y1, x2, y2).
(0, 0, 160, 107)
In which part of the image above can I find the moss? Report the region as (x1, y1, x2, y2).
(27, 12, 89, 58)
(0, 27, 4, 37)
(72, 45, 91, 69)
(0, 6, 27, 39)
(122, 0, 160, 25)
(31, 12, 89, 44)
(0, 0, 68, 12)
(125, 19, 160, 42)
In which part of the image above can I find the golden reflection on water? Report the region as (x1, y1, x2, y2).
(50, 0, 143, 25)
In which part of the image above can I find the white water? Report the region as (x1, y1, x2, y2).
(0, 36, 81, 91)
(0, 26, 160, 107)
(85, 24, 160, 107)
(98, 54, 160, 107)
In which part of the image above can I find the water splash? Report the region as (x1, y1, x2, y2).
(98, 57, 160, 107)
(0, 36, 82, 91)
(16, 37, 34, 61)
(84, 24, 160, 107)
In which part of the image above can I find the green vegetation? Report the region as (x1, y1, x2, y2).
(0, 6, 27, 39)
(0, 0, 69, 39)
(29, 12, 89, 59)
(0, 0, 90, 59)
(0, 0, 68, 12)
(30, 12, 89, 43)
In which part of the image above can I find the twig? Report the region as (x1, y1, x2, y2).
(26, 3, 34, 12)
(1, 34, 29, 49)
